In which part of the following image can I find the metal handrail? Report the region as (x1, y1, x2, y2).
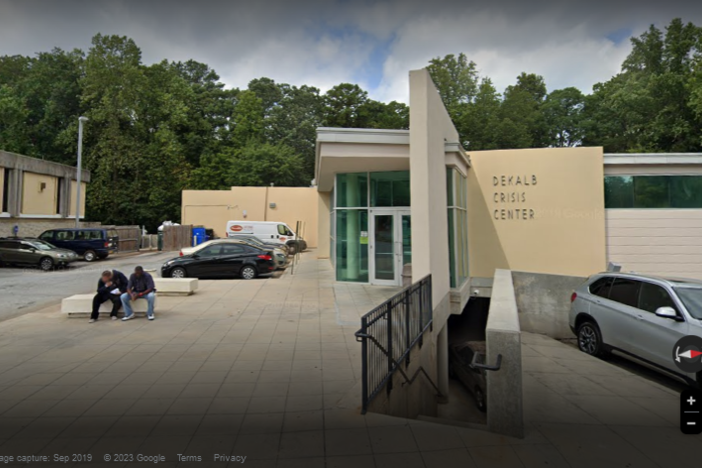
(355, 275, 435, 413)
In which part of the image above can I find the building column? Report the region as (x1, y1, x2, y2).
(8, 168, 22, 217)
(437, 324, 449, 403)
(56, 176, 69, 217)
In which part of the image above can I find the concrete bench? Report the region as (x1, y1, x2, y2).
(62, 294, 157, 318)
(154, 278, 198, 296)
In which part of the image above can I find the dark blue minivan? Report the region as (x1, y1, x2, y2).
(39, 228, 119, 262)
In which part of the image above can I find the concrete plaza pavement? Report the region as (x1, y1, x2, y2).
(0, 251, 699, 467)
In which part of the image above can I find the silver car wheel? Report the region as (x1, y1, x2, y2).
(171, 267, 186, 278)
(40, 257, 53, 271)
(578, 323, 599, 355)
(241, 266, 256, 280)
(84, 250, 96, 262)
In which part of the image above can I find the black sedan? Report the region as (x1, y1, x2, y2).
(161, 242, 276, 279)
(449, 341, 488, 412)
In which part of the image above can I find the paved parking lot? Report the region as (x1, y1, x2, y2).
(0, 252, 699, 467)
(0, 251, 176, 322)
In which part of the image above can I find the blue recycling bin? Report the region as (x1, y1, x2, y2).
(192, 227, 207, 246)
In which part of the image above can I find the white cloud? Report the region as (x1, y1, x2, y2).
(1, 0, 702, 105)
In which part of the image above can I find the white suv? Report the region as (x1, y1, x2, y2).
(569, 272, 702, 387)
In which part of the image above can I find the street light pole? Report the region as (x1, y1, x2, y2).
(75, 116, 88, 228)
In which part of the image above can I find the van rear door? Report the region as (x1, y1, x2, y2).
(107, 229, 119, 252)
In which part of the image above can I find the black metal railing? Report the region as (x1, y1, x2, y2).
(355, 275, 434, 413)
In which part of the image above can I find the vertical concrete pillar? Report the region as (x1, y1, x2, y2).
(437, 324, 449, 403)
(409, 69, 451, 310)
(8, 168, 22, 217)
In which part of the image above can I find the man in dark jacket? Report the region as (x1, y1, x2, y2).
(90, 270, 128, 323)
(121, 266, 156, 321)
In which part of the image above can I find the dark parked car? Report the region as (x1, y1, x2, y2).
(449, 341, 488, 412)
(162, 242, 276, 280)
(227, 234, 290, 255)
(0, 238, 79, 271)
(39, 228, 118, 262)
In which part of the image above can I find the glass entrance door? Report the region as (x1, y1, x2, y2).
(370, 209, 411, 286)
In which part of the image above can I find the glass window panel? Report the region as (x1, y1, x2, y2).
(609, 278, 640, 307)
(335, 210, 369, 282)
(448, 209, 456, 288)
(671, 176, 702, 208)
(638, 282, 677, 314)
(402, 215, 411, 266)
(370, 171, 410, 207)
(634, 176, 669, 208)
(336, 173, 368, 207)
(373, 214, 395, 281)
(446, 168, 454, 206)
(604, 176, 634, 208)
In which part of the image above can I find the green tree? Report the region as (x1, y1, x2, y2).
(458, 78, 501, 150)
(0, 84, 30, 153)
(322, 83, 369, 127)
(229, 142, 308, 187)
(426, 53, 478, 110)
(81, 34, 148, 226)
(267, 84, 323, 178)
(543, 87, 585, 147)
(232, 90, 264, 146)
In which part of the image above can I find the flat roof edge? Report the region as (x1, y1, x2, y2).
(605, 153, 702, 165)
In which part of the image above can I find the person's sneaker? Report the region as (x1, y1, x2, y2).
(111, 316, 118, 321)
(122, 315, 134, 321)
(147, 315, 155, 321)
(88, 319, 96, 323)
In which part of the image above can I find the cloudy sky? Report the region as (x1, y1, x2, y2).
(1, 0, 701, 103)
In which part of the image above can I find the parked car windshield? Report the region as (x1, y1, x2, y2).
(673, 287, 702, 320)
(26, 240, 56, 251)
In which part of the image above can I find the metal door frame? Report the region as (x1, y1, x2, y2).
(369, 208, 410, 287)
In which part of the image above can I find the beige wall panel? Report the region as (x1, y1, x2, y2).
(263, 187, 319, 248)
(317, 192, 331, 259)
(21, 172, 58, 215)
(409, 69, 455, 312)
(606, 208, 702, 280)
(467, 147, 607, 278)
(182, 187, 319, 247)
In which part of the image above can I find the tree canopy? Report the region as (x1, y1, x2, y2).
(1, 19, 702, 229)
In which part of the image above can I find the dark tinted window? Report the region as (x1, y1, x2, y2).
(639, 282, 677, 314)
(198, 245, 222, 257)
(86, 230, 103, 240)
(609, 279, 641, 307)
(39, 231, 53, 241)
(221, 244, 245, 255)
(56, 231, 75, 241)
(0, 241, 20, 250)
(589, 277, 612, 298)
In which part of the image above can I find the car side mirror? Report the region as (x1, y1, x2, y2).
(655, 306, 682, 321)
(191, 253, 199, 259)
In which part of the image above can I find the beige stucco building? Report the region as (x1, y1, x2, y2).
(0, 150, 89, 237)
(181, 69, 702, 421)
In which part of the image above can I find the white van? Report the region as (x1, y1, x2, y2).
(226, 221, 307, 254)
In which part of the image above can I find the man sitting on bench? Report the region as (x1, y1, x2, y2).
(90, 269, 129, 323)
(121, 266, 156, 321)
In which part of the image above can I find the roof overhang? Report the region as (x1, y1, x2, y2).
(315, 127, 470, 192)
